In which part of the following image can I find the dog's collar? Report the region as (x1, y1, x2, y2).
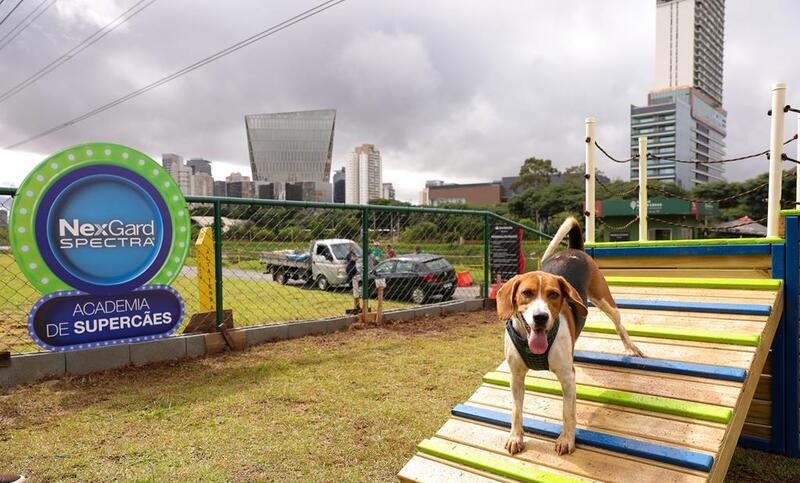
(507, 313, 561, 371)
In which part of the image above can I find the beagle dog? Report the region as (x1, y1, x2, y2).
(497, 216, 643, 456)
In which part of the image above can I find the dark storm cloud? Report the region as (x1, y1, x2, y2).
(1, 0, 798, 201)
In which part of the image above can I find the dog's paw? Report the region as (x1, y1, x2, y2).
(504, 434, 525, 454)
(625, 344, 645, 358)
(554, 432, 575, 455)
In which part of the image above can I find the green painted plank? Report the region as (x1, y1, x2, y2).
(585, 237, 784, 248)
(780, 209, 800, 216)
(416, 438, 582, 483)
(483, 371, 732, 424)
(583, 321, 760, 346)
(604, 276, 781, 291)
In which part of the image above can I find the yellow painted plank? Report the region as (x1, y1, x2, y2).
(484, 372, 732, 424)
(437, 418, 707, 483)
(495, 362, 742, 407)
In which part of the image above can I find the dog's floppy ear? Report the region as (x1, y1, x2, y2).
(557, 276, 588, 319)
(496, 274, 522, 320)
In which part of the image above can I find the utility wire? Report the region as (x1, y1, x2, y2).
(0, 0, 157, 105)
(0, 0, 25, 29)
(4, 0, 346, 149)
(0, 0, 56, 53)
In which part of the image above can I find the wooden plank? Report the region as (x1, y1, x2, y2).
(594, 299, 771, 316)
(585, 332, 757, 353)
(439, 418, 707, 483)
(495, 362, 741, 407)
(483, 371, 732, 424)
(587, 311, 766, 333)
(596, 255, 772, 270)
(399, 455, 505, 483)
(586, 238, 783, 248)
(708, 286, 783, 482)
(744, 399, 771, 426)
(469, 385, 725, 453)
(609, 286, 778, 303)
(575, 336, 755, 369)
(600, 269, 771, 280)
(417, 438, 591, 483)
(604, 276, 781, 291)
(572, 351, 747, 383)
(583, 321, 760, 346)
(451, 404, 714, 472)
(741, 423, 771, 441)
(754, 374, 772, 400)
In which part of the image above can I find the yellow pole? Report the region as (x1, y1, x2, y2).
(196, 227, 216, 312)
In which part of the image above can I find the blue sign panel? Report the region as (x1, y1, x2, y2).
(28, 285, 184, 352)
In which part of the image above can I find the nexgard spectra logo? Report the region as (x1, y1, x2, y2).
(10, 143, 191, 351)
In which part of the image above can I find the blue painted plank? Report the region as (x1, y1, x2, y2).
(592, 243, 772, 258)
(738, 435, 772, 452)
(590, 298, 771, 316)
(452, 404, 714, 472)
(573, 350, 746, 382)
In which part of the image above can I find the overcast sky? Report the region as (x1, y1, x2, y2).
(1, 0, 799, 202)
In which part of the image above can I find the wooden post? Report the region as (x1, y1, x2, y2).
(376, 286, 384, 324)
(767, 83, 786, 238)
(195, 226, 215, 312)
(638, 136, 648, 242)
(585, 117, 597, 243)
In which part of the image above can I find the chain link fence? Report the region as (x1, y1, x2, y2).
(0, 189, 551, 355)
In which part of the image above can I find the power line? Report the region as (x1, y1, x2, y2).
(0, 0, 26, 29)
(0, 0, 56, 53)
(4, 0, 346, 150)
(0, 0, 157, 104)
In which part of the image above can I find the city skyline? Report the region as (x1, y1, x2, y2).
(1, 1, 798, 203)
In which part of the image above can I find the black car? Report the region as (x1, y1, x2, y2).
(370, 254, 457, 304)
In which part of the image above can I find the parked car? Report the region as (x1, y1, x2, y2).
(370, 254, 457, 304)
(261, 239, 361, 290)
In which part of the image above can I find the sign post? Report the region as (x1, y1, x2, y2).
(10, 143, 191, 351)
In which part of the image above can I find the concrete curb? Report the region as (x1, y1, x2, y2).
(0, 300, 487, 388)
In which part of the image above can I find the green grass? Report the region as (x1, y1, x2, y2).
(1, 253, 411, 354)
(0, 311, 789, 481)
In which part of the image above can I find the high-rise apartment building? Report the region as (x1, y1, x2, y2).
(333, 168, 346, 203)
(213, 180, 227, 197)
(190, 172, 214, 196)
(345, 144, 382, 204)
(244, 109, 336, 202)
(382, 182, 396, 201)
(186, 158, 212, 176)
(162, 153, 183, 173)
(630, 0, 726, 188)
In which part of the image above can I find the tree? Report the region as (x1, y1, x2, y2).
(512, 157, 558, 191)
(562, 163, 607, 187)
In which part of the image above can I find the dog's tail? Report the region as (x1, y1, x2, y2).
(541, 216, 583, 263)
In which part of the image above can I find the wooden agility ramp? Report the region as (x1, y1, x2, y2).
(398, 276, 783, 483)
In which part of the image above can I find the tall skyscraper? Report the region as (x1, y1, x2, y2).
(190, 172, 214, 196)
(186, 158, 212, 176)
(630, 0, 726, 188)
(345, 144, 382, 204)
(213, 180, 227, 197)
(244, 109, 336, 201)
(333, 167, 346, 203)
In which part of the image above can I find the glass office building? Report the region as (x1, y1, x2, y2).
(245, 109, 336, 201)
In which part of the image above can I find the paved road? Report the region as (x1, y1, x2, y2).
(179, 265, 480, 300)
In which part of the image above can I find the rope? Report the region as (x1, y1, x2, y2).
(591, 135, 799, 166)
(597, 217, 640, 230)
(595, 177, 640, 198)
(649, 215, 768, 233)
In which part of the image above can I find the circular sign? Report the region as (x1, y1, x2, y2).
(10, 143, 191, 295)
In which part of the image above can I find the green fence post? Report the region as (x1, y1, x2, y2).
(213, 200, 224, 328)
(362, 206, 370, 310)
(483, 213, 490, 299)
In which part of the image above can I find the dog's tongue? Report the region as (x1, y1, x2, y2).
(528, 329, 548, 354)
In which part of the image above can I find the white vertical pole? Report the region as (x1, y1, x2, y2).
(638, 136, 648, 241)
(767, 83, 786, 237)
(585, 117, 596, 243)
(796, 114, 800, 209)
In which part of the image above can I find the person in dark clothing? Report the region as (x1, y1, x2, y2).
(344, 244, 359, 285)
